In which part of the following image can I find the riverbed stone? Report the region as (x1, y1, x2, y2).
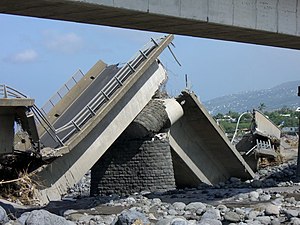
(224, 211, 241, 222)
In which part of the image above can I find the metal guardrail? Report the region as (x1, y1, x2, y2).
(0, 84, 57, 150)
(0, 84, 28, 99)
(41, 70, 84, 115)
(47, 36, 166, 146)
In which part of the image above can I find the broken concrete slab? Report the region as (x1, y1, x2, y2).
(33, 35, 174, 204)
(170, 91, 255, 187)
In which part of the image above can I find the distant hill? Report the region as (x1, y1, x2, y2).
(203, 80, 299, 114)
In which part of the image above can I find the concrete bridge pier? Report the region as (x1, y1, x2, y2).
(91, 98, 184, 196)
(0, 98, 35, 154)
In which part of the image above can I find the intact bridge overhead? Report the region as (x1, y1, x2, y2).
(1, 0, 300, 49)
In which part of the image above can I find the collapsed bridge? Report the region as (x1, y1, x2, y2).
(0, 35, 254, 204)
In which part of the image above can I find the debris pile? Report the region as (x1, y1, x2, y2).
(236, 110, 282, 171)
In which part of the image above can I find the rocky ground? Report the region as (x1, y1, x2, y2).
(1, 147, 300, 225)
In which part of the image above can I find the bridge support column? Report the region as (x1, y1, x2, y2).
(0, 114, 14, 154)
(0, 98, 35, 155)
(91, 135, 175, 196)
(90, 98, 183, 196)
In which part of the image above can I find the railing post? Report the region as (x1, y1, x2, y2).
(3, 85, 7, 98)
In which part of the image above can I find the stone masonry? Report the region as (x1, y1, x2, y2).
(90, 135, 175, 196)
(90, 99, 176, 196)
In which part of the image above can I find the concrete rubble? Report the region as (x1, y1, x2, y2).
(236, 110, 282, 171)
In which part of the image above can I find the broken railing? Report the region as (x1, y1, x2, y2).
(0, 84, 28, 99)
(41, 70, 85, 115)
(45, 36, 166, 147)
(0, 84, 54, 152)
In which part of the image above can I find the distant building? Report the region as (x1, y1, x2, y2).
(282, 127, 299, 134)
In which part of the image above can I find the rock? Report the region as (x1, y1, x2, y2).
(229, 177, 241, 184)
(63, 210, 78, 217)
(224, 211, 241, 222)
(251, 180, 263, 188)
(264, 179, 276, 187)
(216, 205, 227, 213)
(246, 220, 263, 225)
(0, 205, 8, 224)
(65, 212, 85, 222)
(24, 210, 74, 225)
(18, 212, 30, 224)
(78, 214, 95, 224)
(286, 197, 297, 204)
(157, 217, 188, 225)
(235, 208, 246, 217)
(116, 209, 149, 225)
(198, 218, 222, 225)
(271, 198, 283, 206)
(284, 209, 300, 218)
(236, 193, 249, 200)
(259, 194, 271, 201)
(156, 218, 173, 225)
(270, 218, 281, 225)
(152, 198, 162, 205)
(265, 204, 280, 216)
(168, 209, 178, 216)
(125, 197, 136, 204)
(248, 210, 261, 220)
(255, 216, 271, 225)
(249, 191, 260, 201)
(201, 208, 221, 220)
(185, 202, 206, 212)
(103, 215, 117, 224)
(4, 220, 23, 225)
(289, 217, 300, 225)
(173, 202, 186, 211)
(0, 201, 16, 216)
(171, 217, 188, 225)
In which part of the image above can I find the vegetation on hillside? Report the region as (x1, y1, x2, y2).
(213, 106, 299, 136)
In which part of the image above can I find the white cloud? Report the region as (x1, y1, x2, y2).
(43, 31, 83, 54)
(4, 49, 38, 64)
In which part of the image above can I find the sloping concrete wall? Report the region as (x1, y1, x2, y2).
(170, 91, 255, 186)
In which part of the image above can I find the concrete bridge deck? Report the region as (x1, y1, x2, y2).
(34, 35, 173, 203)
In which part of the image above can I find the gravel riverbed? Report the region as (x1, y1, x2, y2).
(1, 149, 300, 225)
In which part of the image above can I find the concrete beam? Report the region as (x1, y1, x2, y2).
(170, 91, 254, 186)
(0, 98, 34, 107)
(1, 0, 300, 49)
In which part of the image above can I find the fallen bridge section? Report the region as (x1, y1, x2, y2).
(34, 35, 173, 204)
(170, 91, 255, 187)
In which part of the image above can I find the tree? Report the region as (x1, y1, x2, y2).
(214, 113, 224, 119)
(258, 103, 266, 111)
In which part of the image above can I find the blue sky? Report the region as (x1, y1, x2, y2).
(1, 13, 300, 107)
